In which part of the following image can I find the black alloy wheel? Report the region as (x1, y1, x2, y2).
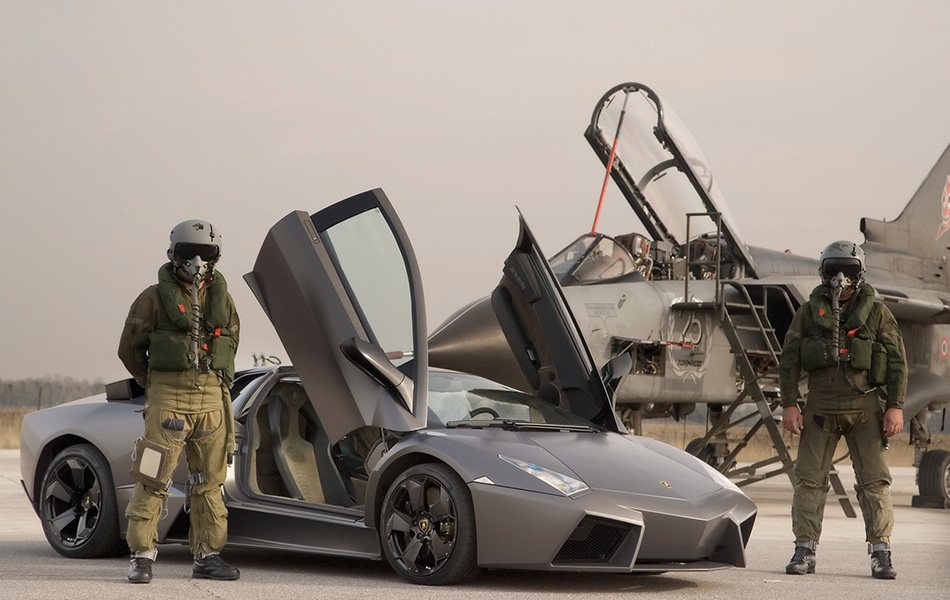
(380, 463, 479, 585)
(39, 444, 126, 558)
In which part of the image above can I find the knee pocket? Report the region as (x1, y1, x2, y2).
(130, 437, 174, 490)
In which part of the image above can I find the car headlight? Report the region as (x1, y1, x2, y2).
(498, 454, 589, 496)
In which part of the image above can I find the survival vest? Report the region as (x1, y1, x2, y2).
(147, 263, 237, 384)
(798, 283, 888, 386)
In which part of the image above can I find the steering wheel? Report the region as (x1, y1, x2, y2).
(468, 406, 500, 419)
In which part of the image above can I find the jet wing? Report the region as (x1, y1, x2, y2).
(244, 189, 428, 442)
(584, 82, 757, 277)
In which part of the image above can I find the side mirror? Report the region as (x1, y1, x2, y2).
(599, 352, 633, 404)
(341, 337, 414, 410)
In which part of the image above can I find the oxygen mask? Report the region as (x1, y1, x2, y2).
(173, 242, 219, 283)
(821, 260, 862, 291)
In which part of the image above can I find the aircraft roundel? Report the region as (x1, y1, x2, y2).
(940, 337, 949, 360)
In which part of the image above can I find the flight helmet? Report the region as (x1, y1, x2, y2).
(819, 240, 865, 288)
(167, 219, 221, 281)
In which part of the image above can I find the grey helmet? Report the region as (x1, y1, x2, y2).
(819, 240, 865, 289)
(167, 219, 221, 281)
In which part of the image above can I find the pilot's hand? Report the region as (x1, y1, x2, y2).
(783, 406, 803, 435)
(883, 407, 904, 438)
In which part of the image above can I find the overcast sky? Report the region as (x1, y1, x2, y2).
(3, 1, 950, 382)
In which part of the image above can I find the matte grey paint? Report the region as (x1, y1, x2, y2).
(21, 189, 758, 581)
(491, 215, 623, 431)
(243, 189, 428, 442)
(22, 368, 755, 572)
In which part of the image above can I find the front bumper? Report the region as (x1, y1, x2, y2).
(470, 481, 755, 571)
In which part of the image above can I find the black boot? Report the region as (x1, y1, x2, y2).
(128, 556, 153, 583)
(785, 545, 816, 574)
(193, 553, 240, 580)
(870, 549, 897, 579)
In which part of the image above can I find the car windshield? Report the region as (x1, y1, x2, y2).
(426, 371, 602, 430)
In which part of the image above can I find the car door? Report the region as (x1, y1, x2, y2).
(244, 188, 427, 443)
(491, 213, 625, 432)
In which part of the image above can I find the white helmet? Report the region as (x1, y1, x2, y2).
(819, 240, 865, 288)
(167, 220, 221, 281)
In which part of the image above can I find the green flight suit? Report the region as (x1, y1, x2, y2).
(779, 283, 906, 546)
(118, 264, 239, 557)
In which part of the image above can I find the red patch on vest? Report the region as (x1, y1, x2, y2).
(819, 308, 825, 316)
(178, 304, 185, 313)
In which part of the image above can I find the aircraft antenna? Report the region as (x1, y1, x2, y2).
(591, 91, 629, 234)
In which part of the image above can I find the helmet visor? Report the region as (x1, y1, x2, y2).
(821, 259, 862, 281)
(174, 242, 219, 262)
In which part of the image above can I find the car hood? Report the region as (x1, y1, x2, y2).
(411, 428, 728, 502)
(522, 431, 725, 500)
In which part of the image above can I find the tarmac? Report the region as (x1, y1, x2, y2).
(1, 448, 947, 599)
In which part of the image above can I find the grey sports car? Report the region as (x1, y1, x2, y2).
(20, 189, 756, 585)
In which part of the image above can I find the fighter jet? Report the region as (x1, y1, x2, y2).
(429, 82, 950, 509)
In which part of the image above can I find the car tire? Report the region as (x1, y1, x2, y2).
(918, 449, 950, 503)
(39, 443, 127, 558)
(379, 463, 480, 585)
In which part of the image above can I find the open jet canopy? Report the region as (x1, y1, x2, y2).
(432, 79, 950, 508)
(585, 82, 757, 278)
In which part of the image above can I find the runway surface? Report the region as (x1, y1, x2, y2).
(1, 449, 947, 599)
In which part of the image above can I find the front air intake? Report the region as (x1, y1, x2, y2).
(553, 516, 633, 564)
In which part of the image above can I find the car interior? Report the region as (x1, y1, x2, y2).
(245, 378, 382, 508)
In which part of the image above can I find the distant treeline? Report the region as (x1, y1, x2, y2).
(0, 377, 105, 410)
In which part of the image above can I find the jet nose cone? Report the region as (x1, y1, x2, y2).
(428, 296, 528, 391)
